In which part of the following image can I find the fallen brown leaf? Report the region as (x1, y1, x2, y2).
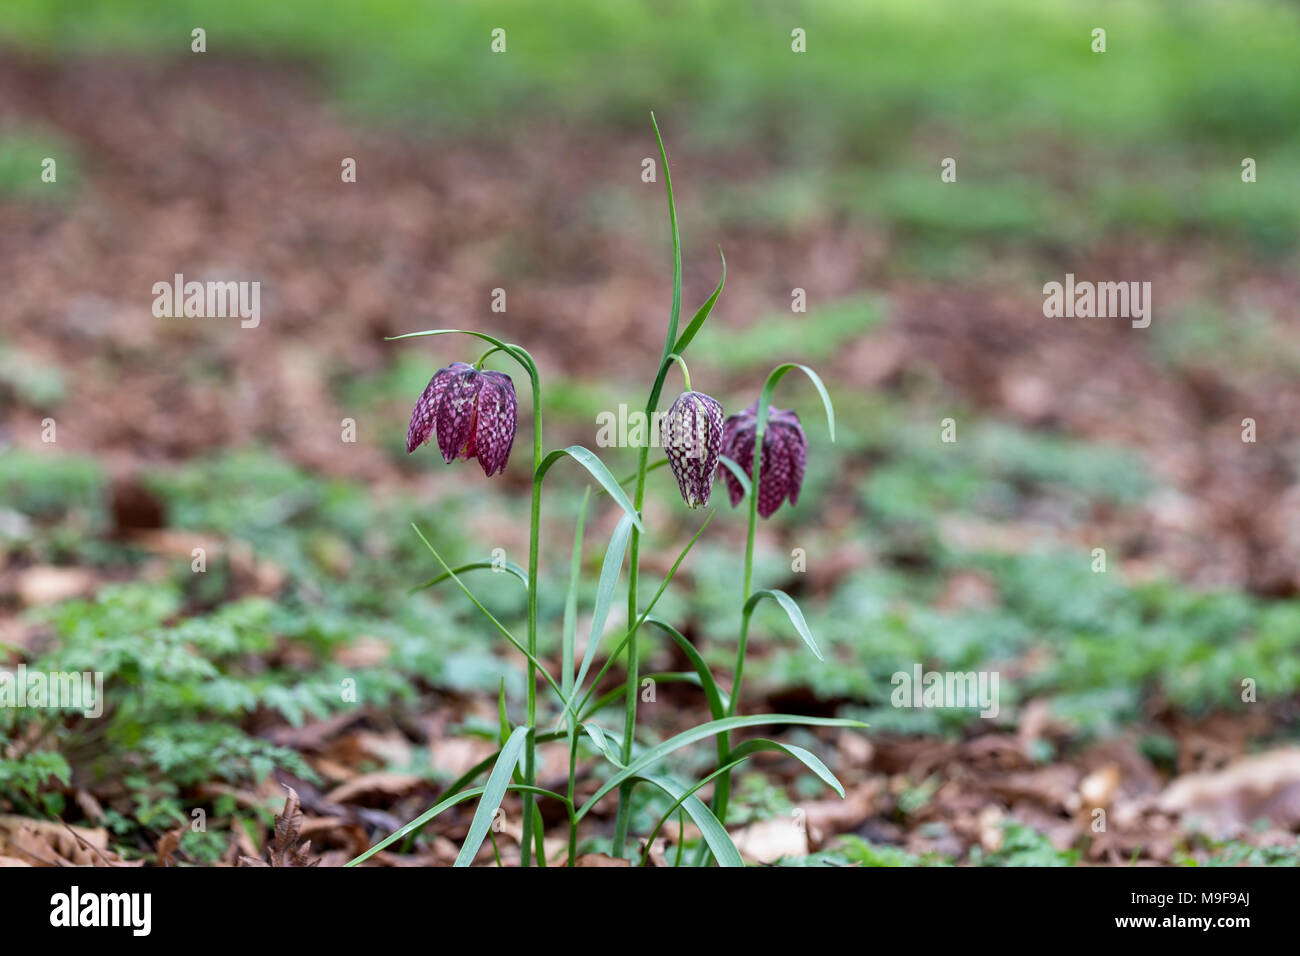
(238, 786, 319, 867)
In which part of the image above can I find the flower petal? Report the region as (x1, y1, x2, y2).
(472, 371, 518, 476)
(406, 366, 455, 454)
(757, 428, 787, 518)
(720, 403, 806, 517)
(699, 393, 723, 507)
(720, 413, 754, 507)
(435, 363, 482, 464)
(778, 417, 807, 507)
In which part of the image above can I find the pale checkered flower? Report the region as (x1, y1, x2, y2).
(664, 390, 723, 508)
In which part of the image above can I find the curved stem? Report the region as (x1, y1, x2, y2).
(701, 363, 833, 862)
(666, 353, 692, 392)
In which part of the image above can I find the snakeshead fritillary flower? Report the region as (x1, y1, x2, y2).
(720, 401, 807, 518)
(664, 390, 723, 509)
(406, 362, 518, 477)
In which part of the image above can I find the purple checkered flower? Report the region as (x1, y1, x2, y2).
(663, 390, 723, 509)
(406, 362, 518, 477)
(720, 401, 807, 518)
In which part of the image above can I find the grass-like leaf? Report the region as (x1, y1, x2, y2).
(578, 721, 743, 867)
(644, 616, 728, 720)
(671, 248, 726, 357)
(757, 362, 836, 443)
(562, 489, 591, 699)
(745, 588, 823, 661)
(636, 771, 744, 868)
(650, 111, 682, 367)
(410, 525, 564, 700)
(574, 510, 634, 693)
(640, 758, 751, 865)
(649, 248, 727, 402)
(717, 454, 752, 501)
(346, 777, 567, 866)
(408, 558, 529, 595)
(726, 738, 844, 798)
(455, 725, 530, 867)
(537, 445, 643, 531)
(577, 714, 863, 818)
(497, 679, 510, 747)
(567, 511, 714, 720)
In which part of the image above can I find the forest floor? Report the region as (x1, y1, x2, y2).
(2, 54, 1299, 866)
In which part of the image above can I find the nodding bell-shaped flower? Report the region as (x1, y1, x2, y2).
(664, 390, 723, 509)
(406, 362, 518, 477)
(720, 401, 807, 518)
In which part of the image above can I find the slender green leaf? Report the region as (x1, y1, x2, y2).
(346, 779, 566, 866)
(758, 362, 836, 443)
(430, 728, 569, 813)
(497, 679, 510, 748)
(410, 525, 565, 700)
(349, 788, 484, 865)
(670, 248, 726, 357)
(745, 588, 823, 661)
(582, 671, 728, 719)
(577, 715, 863, 818)
(574, 511, 634, 692)
(537, 445, 643, 531)
(717, 454, 751, 501)
(567, 512, 714, 720)
(455, 725, 530, 867)
(644, 616, 727, 720)
(641, 758, 751, 864)
(409, 558, 528, 595)
(531, 802, 547, 867)
(583, 723, 619, 763)
(637, 771, 744, 868)
(727, 738, 845, 798)
(562, 489, 592, 699)
(650, 111, 682, 366)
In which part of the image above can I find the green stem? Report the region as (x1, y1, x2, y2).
(521, 367, 544, 866)
(667, 353, 691, 392)
(566, 729, 579, 866)
(612, 444, 650, 855)
(612, 112, 683, 856)
(730, 496, 761, 714)
(699, 407, 765, 862)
